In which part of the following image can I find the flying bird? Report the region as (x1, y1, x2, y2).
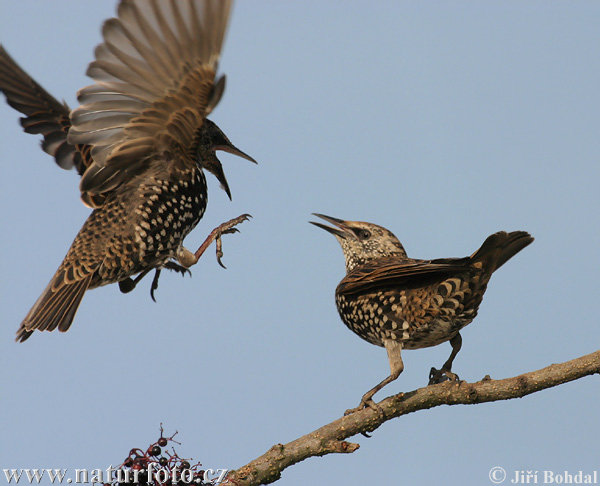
(312, 214, 533, 413)
(0, 0, 256, 342)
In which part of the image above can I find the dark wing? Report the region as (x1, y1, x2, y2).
(0, 45, 89, 176)
(68, 0, 232, 202)
(337, 257, 481, 296)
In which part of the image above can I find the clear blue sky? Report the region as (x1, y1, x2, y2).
(1, 2, 598, 485)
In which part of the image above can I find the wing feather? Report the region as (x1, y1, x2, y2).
(0, 45, 90, 175)
(69, 0, 233, 197)
(337, 258, 481, 296)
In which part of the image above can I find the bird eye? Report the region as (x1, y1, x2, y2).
(359, 230, 371, 240)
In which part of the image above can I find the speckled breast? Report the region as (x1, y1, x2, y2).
(131, 168, 208, 266)
(335, 288, 477, 351)
(89, 167, 209, 285)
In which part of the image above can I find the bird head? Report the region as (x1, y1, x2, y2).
(197, 119, 257, 199)
(311, 214, 408, 273)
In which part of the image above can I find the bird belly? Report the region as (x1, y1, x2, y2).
(64, 168, 209, 288)
(336, 294, 404, 348)
(340, 312, 471, 350)
(336, 293, 473, 350)
(401, 318, 470, 349)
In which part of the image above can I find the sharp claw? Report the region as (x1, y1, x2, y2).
(215, 235, 226, 268)
(192, 214, 251, 268)
(150, 269, 161, 302)
(216, 250, 226, 269)
(344, 398, 384, 421)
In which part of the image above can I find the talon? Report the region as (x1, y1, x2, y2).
(215, 235, 226, 268)
(164, 261, 192, 277)
(150, 269, 161, 302)
(192, 213, 251, 268)
(344, 398, 384, 420)
(344, 400, 366, 415)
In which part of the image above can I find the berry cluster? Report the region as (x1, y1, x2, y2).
(100, 427, 216, 486)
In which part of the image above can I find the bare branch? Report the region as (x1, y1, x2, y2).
(225, 350, 600, 486)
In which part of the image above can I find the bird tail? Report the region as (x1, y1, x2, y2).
(16, 272, 94, 342)
(470, 231, 534, 274)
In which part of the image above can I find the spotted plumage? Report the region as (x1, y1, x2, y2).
(312, 214, 533, 412)
(0, 0, 256, 342)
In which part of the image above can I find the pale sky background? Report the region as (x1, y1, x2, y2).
(1, 2, 599, 485)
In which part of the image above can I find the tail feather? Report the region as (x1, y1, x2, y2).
(470, 231, 534, 273)
(16, 273, 94, 342)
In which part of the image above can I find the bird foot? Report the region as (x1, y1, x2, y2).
(163, 261, 192, 277)
(428, 367, 460, 385)
(149, 262, 193, 302)
(150, 270, 161, 302)
(193, 214, 252, 268)
(344, 398, 384, 419)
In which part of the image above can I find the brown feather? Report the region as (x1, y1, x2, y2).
(0, 45, 91, 176)
(16, 273, 94, 342)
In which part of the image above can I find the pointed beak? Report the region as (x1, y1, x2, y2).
(310, 213, 353, 239)
(216, 143, 257, 164)
(204, 153, 232, 200)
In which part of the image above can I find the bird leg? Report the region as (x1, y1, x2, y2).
(120, 215, 250, 299)
(118, 268, 153, 294)
(429, 333, 463, 385)
(345, 339, 404, 416)
(176, 213, 251, 269)
(119, 262, 191, 300)
(149, 262, 191, 302)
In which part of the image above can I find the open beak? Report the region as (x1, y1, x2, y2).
(216, 143, 257, 164)
(209, 142, 257, 200)
(204, 153, 232, 199)
(310, 213, 353, 239)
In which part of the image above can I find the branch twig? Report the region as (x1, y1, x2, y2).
(225, 350, 600, 486)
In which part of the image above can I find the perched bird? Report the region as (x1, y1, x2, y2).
(312, 214, 533, 413)
(0, 0, 256, 342)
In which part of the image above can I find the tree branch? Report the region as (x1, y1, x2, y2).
(224, 350, 600, 486)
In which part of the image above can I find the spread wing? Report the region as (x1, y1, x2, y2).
(0, 45, 90, 176)
(337, 257, 480, 296)
(68, 0, 232, 202)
